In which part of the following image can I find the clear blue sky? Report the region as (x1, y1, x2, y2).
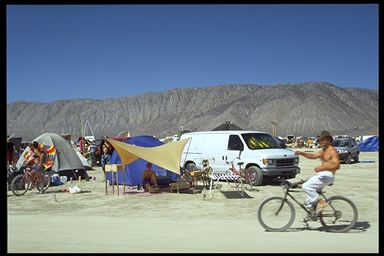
(6, 4, 378, 103)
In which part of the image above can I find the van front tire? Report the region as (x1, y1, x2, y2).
(246, 166, 263, 186)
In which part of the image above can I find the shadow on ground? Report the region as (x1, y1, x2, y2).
(220, 190, 254, 199)
(271, 221, 372, 233)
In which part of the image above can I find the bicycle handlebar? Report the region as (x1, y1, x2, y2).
(226, 157, 241, 165)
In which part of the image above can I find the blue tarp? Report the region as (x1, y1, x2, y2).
(357, 136, 379, 152)
(107, 135, 179, 186)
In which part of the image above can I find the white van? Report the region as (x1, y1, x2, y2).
(179, 130, 300, 186)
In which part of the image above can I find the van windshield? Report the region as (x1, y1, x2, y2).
(241, 133, 284, 150)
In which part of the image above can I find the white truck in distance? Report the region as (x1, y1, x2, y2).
(179, 130, 300, 186)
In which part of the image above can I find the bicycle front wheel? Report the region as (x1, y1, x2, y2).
(258, 196, 295, 232)
(319, 195, 358, 233)
(11, 174, 30, 196)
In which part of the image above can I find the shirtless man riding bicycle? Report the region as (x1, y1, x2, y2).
(295, 130, 340, 214)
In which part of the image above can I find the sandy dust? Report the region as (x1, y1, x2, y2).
(7, 150, 379, 253)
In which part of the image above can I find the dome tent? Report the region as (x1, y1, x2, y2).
(16, 133, 87, 180)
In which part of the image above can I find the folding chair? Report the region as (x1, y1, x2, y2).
(227, 169, 245, 197)
(208, 169, 232, 199)
(189, 170, 206, 187)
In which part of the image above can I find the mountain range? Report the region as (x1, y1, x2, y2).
(7, 82, 378, 141)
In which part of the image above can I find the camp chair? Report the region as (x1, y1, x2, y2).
(184, 159, 211, 188)
(208, 169, 233, 199)
(104, 164, 126, 195)
(227, 164, 245, 197)
(208, 164, 247, 199)
(188, 170, 207, 188)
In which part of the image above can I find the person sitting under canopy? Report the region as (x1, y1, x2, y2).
(142, 162, 158, 191)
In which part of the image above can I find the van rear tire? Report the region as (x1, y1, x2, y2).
(246, 166, 263, 186)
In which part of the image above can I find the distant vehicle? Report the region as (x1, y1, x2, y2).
(180, 130, 300, 186)
(305, 137, 317, 148)
(285, 135, 296, 148)
(332, 136, 359, 164)
(84, 135, 95, 142)
(286, 135, 295, 143)
(172, 134, 180, 141)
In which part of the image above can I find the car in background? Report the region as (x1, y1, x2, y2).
(332, 136, 359, 164)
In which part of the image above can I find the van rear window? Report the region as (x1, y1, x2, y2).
(332, 140, 349, 147)
(241, 133, 283, 150)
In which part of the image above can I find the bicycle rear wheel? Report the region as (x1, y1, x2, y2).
(11, 174, 30, 196)
(258, 196, 295, 232)
(319, 195, 358, 232)
(37, 172, 51, 193)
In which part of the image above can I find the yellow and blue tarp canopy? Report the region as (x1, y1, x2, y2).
(105, 138, 190, 175)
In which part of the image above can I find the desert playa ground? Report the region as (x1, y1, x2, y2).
(7, 150, 378, 253)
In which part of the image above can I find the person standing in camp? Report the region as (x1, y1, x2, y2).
(100, 144, 111, 180)
(7, 137, 16, 166)
(295, 130, 340, 214)
(78, 137, 90, 155)
(89, 139, 97, 166)
(142, 162, 158, 191)
(103, 139, 113, 154)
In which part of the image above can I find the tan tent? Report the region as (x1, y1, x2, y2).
(105, 138, 190, 175)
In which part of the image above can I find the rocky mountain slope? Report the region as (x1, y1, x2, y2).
(7, 82, 378, 141)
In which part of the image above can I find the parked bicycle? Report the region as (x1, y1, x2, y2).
(11, 166, 51, 196)
(226, 157, 256, 191)
(257, 179, 358, 232)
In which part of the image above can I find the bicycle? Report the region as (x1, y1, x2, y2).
(11, 166, 51, 196)
(257, 179, 358, 232)
(226, 157, 257, 191)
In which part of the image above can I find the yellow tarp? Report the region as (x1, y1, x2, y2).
(105, 138, 190, 175)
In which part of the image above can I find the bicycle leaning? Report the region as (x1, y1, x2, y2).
(257, 179, 358, 232)
(226, 157, 259, 191)
(10, 166, 51, 196)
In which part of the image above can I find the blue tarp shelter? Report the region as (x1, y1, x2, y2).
(358, 136, 379, 152)
(107, 135, 179, 186)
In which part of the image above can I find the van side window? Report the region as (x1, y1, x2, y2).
(228, 135, 244, 151)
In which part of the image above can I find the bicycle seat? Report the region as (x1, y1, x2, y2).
(284, 178, 304, 188)
(237, 162, 244, 166)
(316, 183, 333, 193)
